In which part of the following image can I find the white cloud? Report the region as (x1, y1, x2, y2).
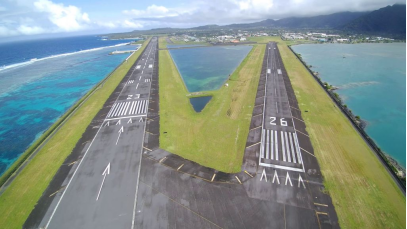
(122, 20, 143, 29)
(0, 0, 95, 37)
(123, 4, 178, 18)
(96, 21, 117, 29)
(0, 23, 45, 37)
(237, 0, 274, 11)
(33, 0, 90, 32)
(0, 0, 405, 39)
(122, 0, 406, 27)
(94, 20, 144, 29)
(0, 25, 19, 37)
(17, 25, 45, 34)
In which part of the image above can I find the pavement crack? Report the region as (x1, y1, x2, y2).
(49, 186, 66, 197)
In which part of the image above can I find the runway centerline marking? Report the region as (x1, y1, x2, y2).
(116, 126, 124, 145)
(96, 163, 110, 201)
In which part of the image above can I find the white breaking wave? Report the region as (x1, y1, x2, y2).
(0, 43, 130, 72)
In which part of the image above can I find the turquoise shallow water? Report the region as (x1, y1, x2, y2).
(0, 43, 138, 175)
(292, 43, 406, 167)
(168, 45, 252, 92)
(190, 96, 212, 112)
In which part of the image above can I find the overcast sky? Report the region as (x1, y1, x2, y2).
(0, 0, 404, 39)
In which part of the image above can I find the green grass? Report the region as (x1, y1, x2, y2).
(131, 40, 145, 44)
(254, 36, 405, 228)
(159, 36, 210, 49)
(159, 44, 265, 173)
(248, 36, 316, 45)
(0, 38, 151, 229)
(158, 36, 168, 49)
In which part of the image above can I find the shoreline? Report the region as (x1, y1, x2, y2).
(0, 42, 130, 74)
(288, 44, 406, 191)
(0, 45, 140, 191)
(0, 38, 151, 229)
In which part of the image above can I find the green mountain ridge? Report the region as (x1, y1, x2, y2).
(340, 4, 406, 38)
(236, 11, 369, 29)
(106, 4, 406, 39)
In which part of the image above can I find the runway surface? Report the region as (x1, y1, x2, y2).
(24, 38, 158, 229)
(25, 41, 339, 228)
(133, 42, 339, 228)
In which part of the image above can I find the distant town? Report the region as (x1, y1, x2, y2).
(164, 30, 398, 44)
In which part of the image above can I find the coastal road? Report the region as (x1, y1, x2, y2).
(25, 37, 158, 229)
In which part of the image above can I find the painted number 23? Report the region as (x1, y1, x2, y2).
(270, 117, 287, 126)
(127, 94, 140, 100)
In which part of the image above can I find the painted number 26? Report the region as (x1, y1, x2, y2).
(270, 117, 287, 126)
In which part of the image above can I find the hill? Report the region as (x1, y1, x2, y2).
(273, 11, 368, 29)
(211, 12, 368, 30)
(105, 4, 406, 39)
(341, 4, 406, 38)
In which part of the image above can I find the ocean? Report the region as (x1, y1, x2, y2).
(168, 45, 252, 92)
(292, 43, 406, 167)
(0, 35, 140, 175)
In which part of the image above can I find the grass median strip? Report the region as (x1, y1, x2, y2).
(258, 36, 405, 228)
(0, 38, 150, 229)
(158, 36, 167, 49)
(159, 44, 265, 173)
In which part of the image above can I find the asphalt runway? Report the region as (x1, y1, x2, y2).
(24, 37, 158, 229)
(25, 40, 339, 229)
(133, 42, 339, 228)
(242, 42, 339, 227)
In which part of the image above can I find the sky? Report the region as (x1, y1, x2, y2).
(0, 0, 404, 40)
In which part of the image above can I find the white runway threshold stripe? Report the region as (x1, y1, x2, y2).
(260, 129, 303, 166)
(107, 100, 149, 118)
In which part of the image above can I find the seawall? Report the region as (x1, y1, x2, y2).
(288, 44, 406, 193)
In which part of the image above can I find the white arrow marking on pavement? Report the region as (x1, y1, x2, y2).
(96, 163, 110, 201)
(128, 118, 132, 124)
(285, 172, 293, 186)
(104, 121, 109, 127)
(116, 126, 124, 145)
(116, 120, 121, 125)
(260, 168, 267, 182)
(272, 170, 280, 184)
(298, 174, 306, 189)
(139, 117, 143, 122)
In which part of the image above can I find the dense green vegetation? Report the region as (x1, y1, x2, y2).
(0, 38, 151, 229)
(244, 12, 368, 29)
(341, 4, 406, 38)
(159, 44, 265, 173)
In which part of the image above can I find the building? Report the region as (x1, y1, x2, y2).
(337, 39, 349, 42)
